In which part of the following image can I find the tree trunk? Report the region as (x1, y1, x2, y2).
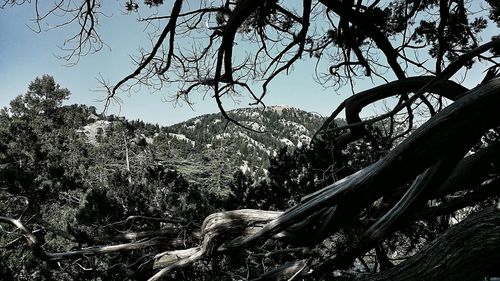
(357, 207, 500, 281)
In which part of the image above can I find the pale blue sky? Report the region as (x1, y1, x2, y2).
(0, 3, 343, 125)
(0, 2, 494, 125)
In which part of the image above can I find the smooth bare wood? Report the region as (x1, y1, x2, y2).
(358, 207, 500, 281)
(225, 77, 500, 248)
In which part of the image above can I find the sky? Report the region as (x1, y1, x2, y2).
(0, 2, 344, 126)
(0, 2, 495, 126)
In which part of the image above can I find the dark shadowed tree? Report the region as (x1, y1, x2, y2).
(2, 1, 500, 281)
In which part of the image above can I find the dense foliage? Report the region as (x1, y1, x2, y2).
(0, 76, 349, 279)
(2, 0, 500, 280)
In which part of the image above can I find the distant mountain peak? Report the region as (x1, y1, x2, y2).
(162, 106, 325, 180)
(266, 104, 292, 109)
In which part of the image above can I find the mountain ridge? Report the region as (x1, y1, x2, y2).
(163, 105, 327, 183)
(79, 105, 329, 187)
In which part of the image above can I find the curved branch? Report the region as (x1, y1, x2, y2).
(224, 77, 500, 248)
(320, 0, 405, 79)
(107, 0, 183, 108)
(315, 76, 468, 147)
(318, 37, 500, 143)
(0, 216, 51, 260)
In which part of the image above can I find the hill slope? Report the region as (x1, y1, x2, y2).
(161, 106, 325, 183)
(77, 105, 327, 190)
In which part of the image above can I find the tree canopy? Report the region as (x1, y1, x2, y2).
(1, 1, 500, 281)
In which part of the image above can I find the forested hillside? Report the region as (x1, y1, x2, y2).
(0, 77, 432, 281)
(1, 76, 358, 280)
(162, 106, 325, 184)
(75, 101, 327, 183)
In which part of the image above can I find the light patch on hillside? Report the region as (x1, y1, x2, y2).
(242, 121, 266, 131)
(168, 133, 195, 148)
(140, 134, 154, 145)
(237, 132, 270, 155)
(240, 160, 250, 174)
(279, 119, 308, 134)
(262, 168, 269, 177)
(280, 138, 294, 146)
(215, 133, 231, 140)
(77, 120, 111, 144)
(267, 105, 291, 115)
(246, 111, 261, 118)
(297, 135, 311, 149)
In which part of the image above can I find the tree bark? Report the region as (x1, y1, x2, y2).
(248, 77, 500, 246)
(356, 207, 500, 281)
